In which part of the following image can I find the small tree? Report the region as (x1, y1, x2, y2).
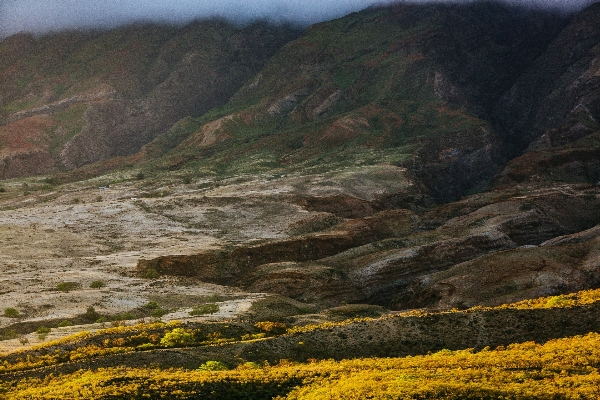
(89, 281, 106, 289)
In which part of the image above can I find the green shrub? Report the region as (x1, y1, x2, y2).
(137, 343, 155, 350)
(89, 280, 106, 289)
(0, 186, 5, 193)
(113, 312, 136, 321)
(151, 308, 168, 318)
(3, 308, 19, 318)
(58, 320, 73, 327)
(141, 268, 160, 279)
(239, 361, 262, 369)
(189, 303, 219, 316)
(545, 295, 571, 308)
(36, 326, 51, 340)
(198, 361, 229, 371)
(144, 301, 160, 309)
(1, 329, 17, 340)
(56, 281, 80, 292)
(160, 328, 194, 347)
(83, 306, 100, 322)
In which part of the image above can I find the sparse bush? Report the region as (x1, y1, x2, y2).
(144, 301, 160, 309)
(18, 336, 29, 345)
(141, 268, 160, 279)
(36, 326, 51, 340)
(89, 280, 106, 289)
(135, 172, 145, 180)
(0, 186, 5, 193)
(151, 308, 168, 318)
(3, 308, 19, 318)
(1, 329, 17, 340)
(519, 201, 536, 211)
(71, 198, 81, 204)
(325, 304, 388, 319)
(160, 328, 194, 347)
(198, 360, 229, 371)
(58, 320, 73, 327)
(83, 306, 100, 322)
(42, 177, 61, 186)
(95, 195, 103, 202)
(56, 281, 80, 292)
(142, 190, 171, 198)
(206, 294, 225, 302)
(189, 303, 219, 316)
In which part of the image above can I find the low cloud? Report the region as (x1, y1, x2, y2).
(0, 0, 595, 38)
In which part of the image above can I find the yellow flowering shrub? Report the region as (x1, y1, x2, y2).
(4, 332, 600, 399)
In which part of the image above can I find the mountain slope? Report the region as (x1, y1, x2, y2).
(126, 3, 600, 310)
(497, 2, 600, 155)
(134, 2, 567, 203)
(0, 1, 599, 350)
(0, 21, 300, 178)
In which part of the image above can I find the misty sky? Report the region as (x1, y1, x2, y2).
(0, 0, 596, 38)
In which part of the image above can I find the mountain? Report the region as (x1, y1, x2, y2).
(0, 0, 599, 359)
(0, 20, 300, 178)
(138, 2, 568, 203)
(1, 3, 600, 396)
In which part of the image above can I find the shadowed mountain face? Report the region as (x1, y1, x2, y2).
(497, 2, 600, 156)
(135, 2, 568, 203)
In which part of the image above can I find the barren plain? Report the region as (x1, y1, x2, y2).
(0, 164, 411, 352)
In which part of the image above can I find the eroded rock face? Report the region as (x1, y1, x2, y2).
(397, 230, 600, 310)
(136, 180, 600, 310)
(137, 209, 422, 286)
(243, 262, 363, 306)
(342, 231, 516, 303)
